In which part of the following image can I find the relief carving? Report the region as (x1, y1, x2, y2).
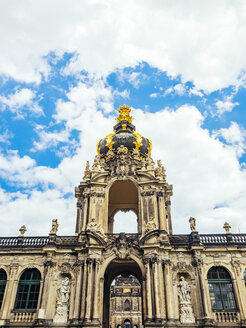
(143, 217, 157, 235)
(86, 218, 107, 241)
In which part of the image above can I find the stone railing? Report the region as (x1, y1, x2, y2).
(213, 310, 240, 323)
(11, 311, 36, 322)
(200, 233, 246, 245)
(0, 237, 18, 246)
(22, 237, 49, 246)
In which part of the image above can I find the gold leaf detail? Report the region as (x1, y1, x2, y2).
(133, 132, 143, 151)
(116, 105, 133, 123)
(146, 139, 152, 156)
(105, 133, 115, 151)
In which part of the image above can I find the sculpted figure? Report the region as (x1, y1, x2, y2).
(144, 218, 157, 234)
(189, 217, 196, 233)
(177, 276, 195, 323)
(92, 155, 100, 170)
(50, 219, 59, 234)
(178, 276, 191, 302)
(155, 160, 165, 178)
(87, 218, 107, 240)
(54, 277, 70, 323)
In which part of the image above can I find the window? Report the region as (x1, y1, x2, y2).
(124, 299, 131, 311)
(0, 269, 7, 309)
(207, 266, 237, 311)
(14, 269, 41, 311)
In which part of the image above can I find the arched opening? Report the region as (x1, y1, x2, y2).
(207, 266, 237, 311)
(124, 319, 132, 328)
(103, 260, 143, 328)
(113, 211, 138, 233)
(108, 181, 139, 233)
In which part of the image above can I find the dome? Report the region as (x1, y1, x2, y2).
(97, 105, 152, 158)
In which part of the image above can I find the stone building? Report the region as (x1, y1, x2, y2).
(0, 104, 246, 327)
(109, 275, 141, 328)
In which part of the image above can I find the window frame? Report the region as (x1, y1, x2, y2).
(14, 269, 41, 311)
(207, 266, 237, 311)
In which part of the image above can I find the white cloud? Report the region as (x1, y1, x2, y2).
(0, 85, 246, 235)
(213, 122, 246, 158)
(189, 87, 203, 97)
(215, 96, 239, 115)
(0, 130, 12, 144)
(149, 93, 159, 98)
(1, 1, 246, 91)
(0, 88, 43, 117)
(32, 125, 71, 151)
(164, 83, 186, 96)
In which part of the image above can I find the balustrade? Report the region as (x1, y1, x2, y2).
(11, 311, 36, 322)
(214, 311, 240, 323)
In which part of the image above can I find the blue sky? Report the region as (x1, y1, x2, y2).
(0, 0, 246, 236)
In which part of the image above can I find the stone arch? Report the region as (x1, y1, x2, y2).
(102, 258, 144, 328)
(105, 178, 140, 233)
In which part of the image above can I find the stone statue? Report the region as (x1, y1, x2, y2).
(50, 219, 59, 234)
(54, 276, 70, 323)
(146, 156, 155, 170)
(86, 218, 107, 240)
(83, 161, 91, 180)
(177, 276, 195, 323)
(144, 218, 157, 235)
(155, 160, 165, 178)
(189, 217, 196, 233)
(92, 155, 100, 171)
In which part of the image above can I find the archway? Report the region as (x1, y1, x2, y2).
(108, 181, 139, 233)
(103, 259, 143, 328)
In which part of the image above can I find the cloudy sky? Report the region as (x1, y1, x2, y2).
(0, 0, 246, 236)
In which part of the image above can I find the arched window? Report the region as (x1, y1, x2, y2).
(14, 269, 41, 310)
(124, 299, 131, 311)
(0, 269, 7, 309)
(207, 266, 237, 310)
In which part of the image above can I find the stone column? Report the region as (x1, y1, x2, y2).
(80, 259, 88, 319)
(165, 200, 173, 234)
(153, 258, 161, 319)
(1, 264, 19, 320)
(81, 196, 89, 231)
(163, 260, 175, 322)
(144, 258, 153, 320)
(85, 258, 93, 321)
(158, 260, 165, 319)
(231, 262, 246, 321)
(157, 192, 167, 231)
(73, 260, 83, 319)
(195, 260, 211, 320)
(93, 259, 100, 322)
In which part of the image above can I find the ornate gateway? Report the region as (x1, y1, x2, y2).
(0, 106, 246, 328)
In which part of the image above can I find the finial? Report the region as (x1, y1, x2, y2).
(19, 225, 26, 237)
(116, 105, 133, 124)
(50, 219, 59, 234)
(223, 222, 231, 234)
(83, 161, 91, 180)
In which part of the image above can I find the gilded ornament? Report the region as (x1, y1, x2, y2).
(116, 105, 133, 123)
(133, 132, 143, 151)
(105, 133, 115, 151)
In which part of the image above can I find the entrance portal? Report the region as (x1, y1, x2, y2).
(103, 260, 143, 328)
